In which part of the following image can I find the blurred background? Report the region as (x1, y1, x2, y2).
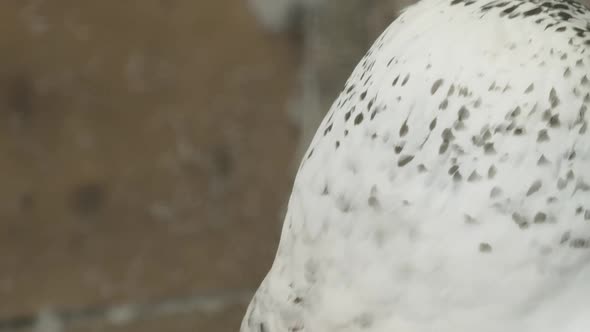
(0, 0, 408, 331)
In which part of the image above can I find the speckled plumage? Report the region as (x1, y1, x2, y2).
(242, 0, 590, 330)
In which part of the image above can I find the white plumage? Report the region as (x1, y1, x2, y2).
(242, 0, 590, 331)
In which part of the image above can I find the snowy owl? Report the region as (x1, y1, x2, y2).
(242, 0, 590, 331)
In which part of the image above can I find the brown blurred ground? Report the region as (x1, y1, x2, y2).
(0, 0, 299, 331)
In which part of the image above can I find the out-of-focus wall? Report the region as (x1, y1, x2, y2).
(0, 1, 300, 331)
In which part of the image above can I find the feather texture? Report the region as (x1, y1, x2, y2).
(242, 0, 590, 331)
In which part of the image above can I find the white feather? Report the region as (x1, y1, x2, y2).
(243, 0, 590, 331)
